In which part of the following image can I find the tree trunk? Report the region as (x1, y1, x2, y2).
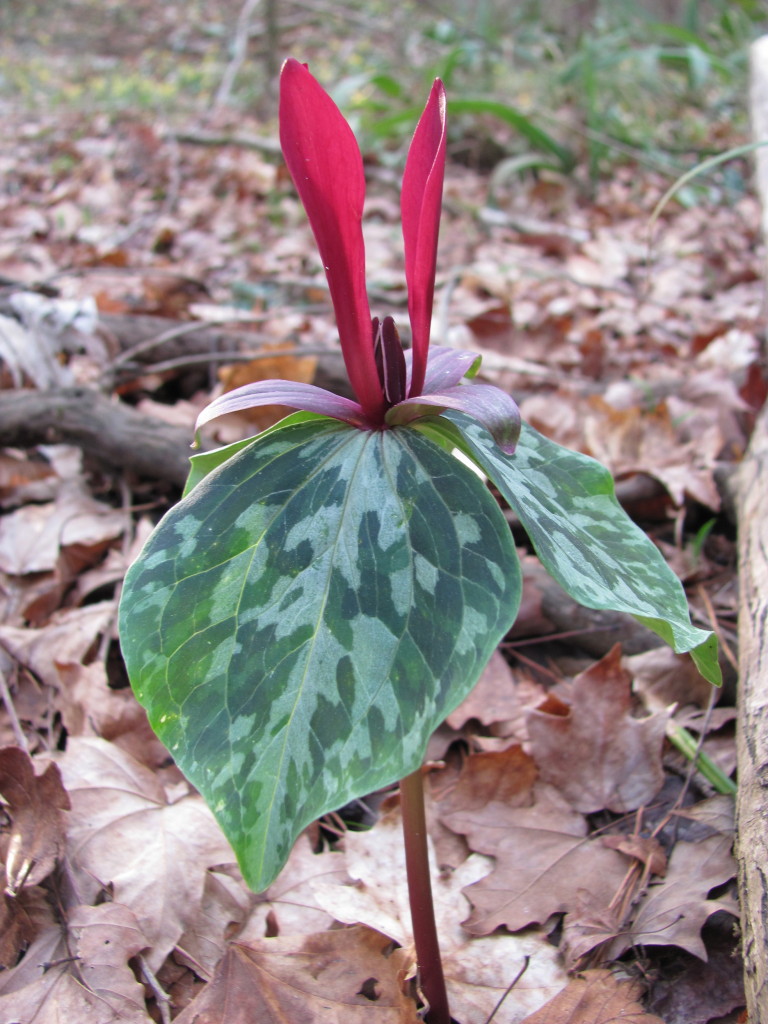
(736, 400, 768, 1021)
(736, 40, 768, 1019)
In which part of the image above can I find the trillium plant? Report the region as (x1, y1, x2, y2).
(119, 59, 720, 1023)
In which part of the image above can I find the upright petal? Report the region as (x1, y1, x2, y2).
(279, 59, 385, 421)
(401, 79, 447, 399)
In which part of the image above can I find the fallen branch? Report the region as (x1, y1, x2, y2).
(0, 388, 200, 488)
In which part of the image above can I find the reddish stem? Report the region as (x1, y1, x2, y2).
(400, 768, 451, 1024)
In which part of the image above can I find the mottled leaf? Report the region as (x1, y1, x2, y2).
(421, 414, 720, 685)
(119, 419, 520, 891)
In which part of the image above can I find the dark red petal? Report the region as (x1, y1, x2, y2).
(374, 316, 407, 406)
(401, 79, 447, 399)
(195, 380, 368, 432)
(279, 59, 385, 421)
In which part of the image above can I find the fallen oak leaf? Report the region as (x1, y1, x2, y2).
(173, 925, 419, 1024)
(526, 646, 667, 814)
(0, 746, 70, 893)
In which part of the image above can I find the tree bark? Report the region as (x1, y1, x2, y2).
(736, 38, 768, 1021)
(735, 399, 768, 1021)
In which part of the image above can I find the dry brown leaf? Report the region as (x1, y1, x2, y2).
(583, 398, 723, 510)
(626, 646, 715, 714)
(526, 646, 667, 813)
(671, 794, 735, 836)
(0, 485, 124, 575)
(174, 925, 419, 1024)
(238, 832, 348, 943)
(175, 869, 255, 981)
(312, 809, 566, 1023)
(437, 745, 537, 816)
(0, 746, 70, 893)
(58, 737, 237, 971)
(69, 903, 150, 1013)
(54, 660, 151, 750)
(518, 968, 665, 1024)
(0, 452, 55, 504)
(647, 926, 745, 1024)
(451, 796, 629, 937)
(0, 884, 53, 969)
(600, 833, 737, 961)
(0, 903, 152, 1024)
(0, 601, 115, 690)
(601, 834, 667, 877)
(446, 651, 534, 731)
(440, 779, 584, 850)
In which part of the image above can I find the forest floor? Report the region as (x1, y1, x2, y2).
(0, 3, 763, 1023)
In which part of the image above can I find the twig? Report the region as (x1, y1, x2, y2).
(697, 582, 738, 672)
(139, 954, 172, 1024)
(133, 345, 336, 378)
(110, 319, 234, 370)
(0, 665, 29, 752)
(485, 956, 530, 1024)
(168, 130, 281, 156)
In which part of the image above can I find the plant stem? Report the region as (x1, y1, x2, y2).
(400, 767, 451, 1024)
(666, 721, 738, 795)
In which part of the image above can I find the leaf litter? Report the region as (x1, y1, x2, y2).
(0, 9, 754, 1021)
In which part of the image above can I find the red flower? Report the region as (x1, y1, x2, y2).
(197, 59, 520, 454)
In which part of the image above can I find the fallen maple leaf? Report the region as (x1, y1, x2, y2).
(312, 809, 567, 1023)
(173, 925, 419, 1024)
(450, 791, 630, 937)
(526, 646, 667, 813)
(518, 968, 665, 1024)
(57, 737, 237, 971)
(0, 746, 70, 893)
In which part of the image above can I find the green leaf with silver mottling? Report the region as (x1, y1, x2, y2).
(185, 411, 327, 497)
(420, 413, 720, 686)
(119, 419, 520, 892)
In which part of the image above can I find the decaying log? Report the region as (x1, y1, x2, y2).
(735, 399, 768, 1021)
(0, 388, 199, 489)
